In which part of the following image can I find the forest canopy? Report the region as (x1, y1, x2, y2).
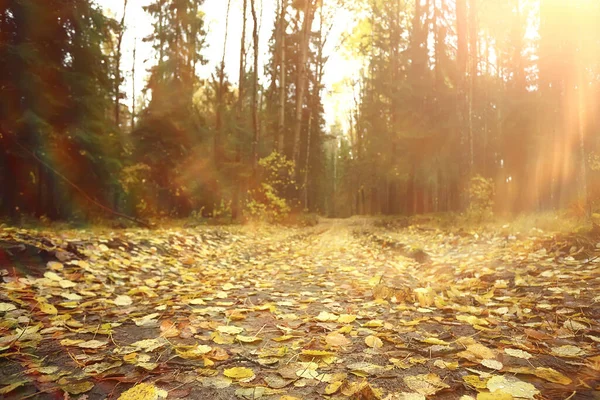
(1, 0, 600, 224)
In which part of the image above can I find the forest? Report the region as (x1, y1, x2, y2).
(2, 0, 599, 224)
(1, 1, 600, 399)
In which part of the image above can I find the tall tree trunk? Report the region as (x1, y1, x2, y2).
(277, 0, 287, 154)
(250, 0, 260, 172)
(232, 0, 248, 221)
(468, 0, 477, 173)
(291, 0, 314, 169)
(456, 0, 469, 207)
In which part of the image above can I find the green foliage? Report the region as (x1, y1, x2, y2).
(466, 175, 495, 222)
(0, 0, 124, 221)
(246, 152, 296, 222)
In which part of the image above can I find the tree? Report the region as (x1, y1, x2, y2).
(0, 0, 121, 221)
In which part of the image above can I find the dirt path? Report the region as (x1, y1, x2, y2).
(0, 220, 599, 399)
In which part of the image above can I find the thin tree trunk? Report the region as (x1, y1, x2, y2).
(131, 37, 136, 132)
(115, 0, 128, 129)
(215, 0, 232, 167)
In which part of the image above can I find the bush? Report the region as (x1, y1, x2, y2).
(466, 175, 495, 222)
(246, 152, 295, 223)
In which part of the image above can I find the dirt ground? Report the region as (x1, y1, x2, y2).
(0, 218, 599, 399)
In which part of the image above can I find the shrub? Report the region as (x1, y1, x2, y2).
(466, 175, 495, 222)
(246, 152, 295, 222)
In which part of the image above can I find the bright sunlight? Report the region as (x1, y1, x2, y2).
(1, 0, 600, 399)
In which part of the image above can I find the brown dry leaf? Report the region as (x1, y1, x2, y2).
(325, 332, 351, 347)
(403, 373, 450, 396)
(77, 340, 108, 349)
(159, 320, 180, 338)
(551, 345, 585, 358)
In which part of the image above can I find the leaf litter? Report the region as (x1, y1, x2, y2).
(0, 219, 599, 398)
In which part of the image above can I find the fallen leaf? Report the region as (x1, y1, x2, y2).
(114, 295, 133, 306)
(551, 345, 585, 358)
(117, 383, 168, 400)
(486, 376, 539, 399)
(365, 335, 383, 349)
(224, 367, 255, 380)
(62, 381, 94, 394)
(77, 340, 108, 349)
(404, 373, 450, 396)
(325, 381, 343, 394)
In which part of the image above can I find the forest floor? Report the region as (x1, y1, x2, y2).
(0, 218, 599, 400)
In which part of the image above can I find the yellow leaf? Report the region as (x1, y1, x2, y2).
(62, 381, 94, 394)
(315, 311, 339, 322)
(477, 392, 514, 400)
(114, 295, 133, 306)
(480, 359, 503, 370)
(117, 383, 168, 400)
(504, 348, 532, 360)
(421, 337, 449, 345)
(463, 375, 489, 389)
(212, 332, 235, 344)
(224, 367, 255, 380)
(61, 338, 84, 346)
(272, 335, 294, 342)
(203, 357, 215, 367)
(301, 349, 335, 356)
(363, 320, 383, 328)
(457, 315, 489, 326)
(338, 314, 357, 324)
(236, 335, 262, 343)
(486, 376, 539, 400)
(365, 335, 383, 349)
(0, 381, 27, 395)
(216, 325, 244, 335)
(176, 344, 212, 359)
(325, 381, 343, 395)
(503, 366, 572, 385)
(0, 303, 17, 312)
(38, 301, 58, 315)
